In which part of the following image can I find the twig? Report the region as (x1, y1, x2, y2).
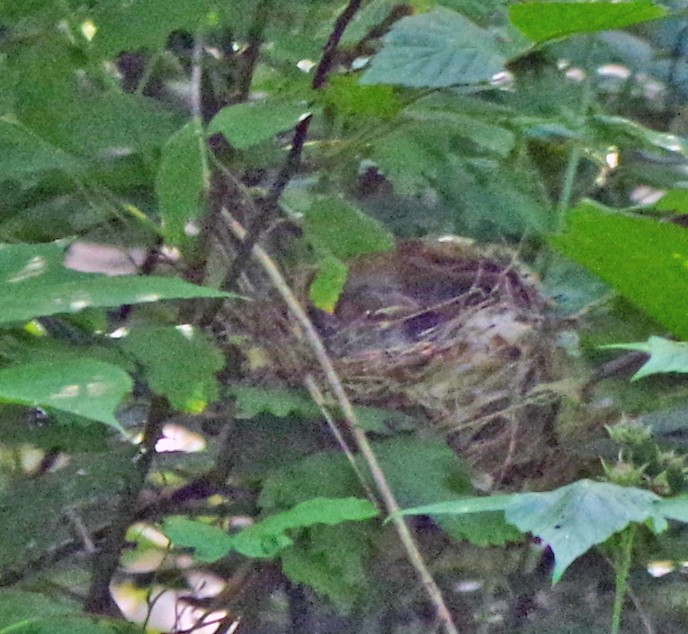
(190, 35, 205, 121)
(216, 0, 361, 295)
(234, 0, 271, 102)
(312, 0, 362, 89)
(220, 211, 460, 634)
(303, 374, 377, 503)
(219, 114, 312, 293)
(84, 395, 170, 616)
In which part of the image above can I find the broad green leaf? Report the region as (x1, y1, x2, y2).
(0, 120, 82, 182)
(164, 497, 378, 562)
(603, 336, 688, 381)
(321, 76, 401, 118)
(303, 196, 394, 260)
(0, 590, 79, 628)
(551, 202, 688, 340)
(227, 385, 411, 434)
(121, 325, 223, 413)
(400, 480, 664, 583)
(361, 7, 506, 88)
(655, 188, 688, 213)
(0, 242, 233, 325)
(505, 480, 664, 583)
(405, 96, 515, 158)
(655, 495, 688, 523)
(207, 100, 312, 150)
(309, 255, 348, 313)
(280, 523, 372, 609)
(228, 385, 320, 419)
(0, 360, 131, 429)
(58, 91, 181, 158)
(232, 497, 378, 558)
(156, 121, 207, 247)
(509, 1, 667, 44)
(162, 517, 233, 563)
(92, 0, 216, 56)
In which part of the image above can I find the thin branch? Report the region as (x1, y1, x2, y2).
(190, 35, 205, 121)
(215, 0, 362, 295)
(303, 374, 377, 504)
(218, 113, 312, 293)
(84, 396, 170, 616)
(220, 211, 460, 634)
(312, 0, 362, 89)
(234, 0, 271, 102)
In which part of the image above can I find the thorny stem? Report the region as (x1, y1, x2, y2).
(609, 524, 636, 634)
(221, 211, 460, 634)
(84, 396, 170, 616)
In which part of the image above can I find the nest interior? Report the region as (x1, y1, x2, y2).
(229, 238, 579, 489)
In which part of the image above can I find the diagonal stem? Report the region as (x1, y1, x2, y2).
(221, 210, 460, 634)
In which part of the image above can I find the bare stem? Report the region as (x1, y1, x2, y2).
(220, 210, 460, 634)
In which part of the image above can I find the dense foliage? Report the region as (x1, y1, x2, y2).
(3, 1, 688, 633)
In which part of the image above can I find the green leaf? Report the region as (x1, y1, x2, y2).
(401, 480, 665, 583)
(321, 76, 401, 118)
(156, 121, 207, 247)
(120, 325, 223, 413)
(0, 120, 83, 182)
(164, 497, 378, 562)
(207, 100, 312, 150)
(505, 480, 663, 583)
(551, 202, 688, 340)
(603, 336, 688, 381)
(361, 7, 506, 88)
(228, 385, 321, 419)
(0, 590, 79, 628)
(405, 95, 516, 158)
(509, 1, 667, 43)
(0, 359, 131, 429)
(309, 255, 348, 313)
(162, 517, 234, 563)
(0, 242, 233, 325)
(303, 196, 394, 260)
(0, 448, 137, 572)
(655, 495, 688, 523)
(280, 523, 372, 609)
(92, 0, 216, 56)
(232, 497, 379, 558)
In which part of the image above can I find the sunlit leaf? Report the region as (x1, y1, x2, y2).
(603, 336, 688, 381)
(0, 359, 131, 429)
(551, 201, 688, 340)
(0, 242, 233, 325)
(361, 7, 507, 88)
(510, 1, 667, 43)
(309, 255, 348, 313)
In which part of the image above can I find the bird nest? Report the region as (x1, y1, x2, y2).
(226, 238, 572, 488)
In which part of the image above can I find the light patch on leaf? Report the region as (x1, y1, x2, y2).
(603, 336, 688, 380)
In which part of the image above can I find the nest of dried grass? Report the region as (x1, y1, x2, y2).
(225, 238, 574, 488)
